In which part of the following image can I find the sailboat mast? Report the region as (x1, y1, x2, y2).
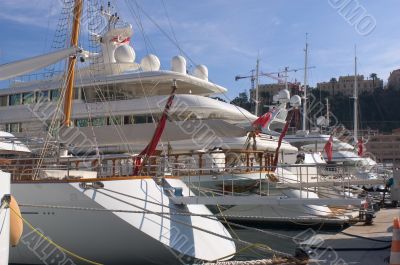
(302, 34, 308, 131)
(353, 46, 358, 143)
(255, 58, 260, 116)
(63, 0, 83, 127)
(326, 98, 330, 127)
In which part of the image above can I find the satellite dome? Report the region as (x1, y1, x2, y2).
(290, 95, 302, 108)
(278, 89, 290, 103)
(140, 54, 160, 71)
(171, 55, 186, 74)
(114, 45, 136, 63)
(316, 116, 329, 126)
(193, 65, 208, 81)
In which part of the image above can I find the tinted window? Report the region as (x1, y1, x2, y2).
(9, 94, 21, 106)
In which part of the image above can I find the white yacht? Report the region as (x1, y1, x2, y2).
(0, 2, 359, 250)
(0, 2, 238, 264)
(0, 135, 237, 264)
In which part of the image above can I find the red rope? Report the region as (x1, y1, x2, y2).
(133, 85, 177, 175)
(272, 110, 294, 170)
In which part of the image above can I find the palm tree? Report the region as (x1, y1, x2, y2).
(330, 77, 337, 96)
(370, 73, 378, 88)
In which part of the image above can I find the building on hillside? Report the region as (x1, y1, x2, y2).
(388, 69, 400, 90)
(249, 82, 300, 113)
(317, 75, 383, 97)
(366, 129, 400, 163)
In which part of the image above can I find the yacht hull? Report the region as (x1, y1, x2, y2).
(9, 178, 235, 265)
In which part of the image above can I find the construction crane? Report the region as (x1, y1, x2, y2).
(235, 65, 316, 116)
(235, 66, 315, 92)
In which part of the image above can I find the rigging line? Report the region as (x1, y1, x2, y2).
(93, 188, 295, 260)
(35, 13, 76, 163)
(9, 206, 103, 265)
(83, 49, 136, 155)
(0, 202, 8, 236)
(160, 0, 183, 56)
(34, 62, 71, 179)
(126, 1, 255, 124)
(123, 3, 163, 122)
(110, 1, 171, 155)
(86, 8, 151, 155)
(128, 0, 255, 153)
(83, 1, 136, 154)
(132, 1, 157, 55)
(126, 1, 153, 55)
(90, 84, 135, 155)
(42, 0, 56, 54)
(78, 71, 100, 160)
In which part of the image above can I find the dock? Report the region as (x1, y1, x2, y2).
(302, 208, 397, 265)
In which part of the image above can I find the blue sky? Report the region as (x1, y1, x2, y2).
(0, 0, 399, 100)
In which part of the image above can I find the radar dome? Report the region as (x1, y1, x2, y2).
(140, 54, 160, 71)
(171, 55, 186, 74)
(114, 45, 136, 63)
(290, 95, 302, 108)
(193, 65, 208, 81)
(316, 116, 329, 126)
(278, 89, 290, 103)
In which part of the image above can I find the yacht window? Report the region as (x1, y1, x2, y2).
(36, 91, 49, 102)
(135, 115, 147, 124)
(6, 123, 21, 133)
(76, 119, 89, 127)
(0, 96, 7, 106)
(92, 117, 106, 127)
(50, 89, 60, 101)
(124, 115, 135, 125)
(23, 92, 35, 105)
(9, 94, 21, 106)
(108, 116, 122, 125)
(74, 87, 80, 100)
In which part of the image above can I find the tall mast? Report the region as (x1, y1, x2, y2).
(255, 57, 260, 116)
(63, 0, 83, 127)
(353, 46, 358, 143)
(326, 98, 330, 127)
(302, 33, 309, 131)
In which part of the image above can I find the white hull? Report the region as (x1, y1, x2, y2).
(10, 178, 235, 265)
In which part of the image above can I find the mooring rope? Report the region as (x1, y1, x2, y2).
(9, 206, 103, 265)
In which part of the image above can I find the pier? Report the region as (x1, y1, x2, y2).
(302, 208, 397, 265)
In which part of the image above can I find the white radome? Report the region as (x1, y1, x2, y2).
(140, 54, 161, 71)
(278, 89, 290, 103)
(193, 65, 208, 81)
(171, 55, 186, 74)
(290, 95, 302, 108)
(114, 45, 136, 63)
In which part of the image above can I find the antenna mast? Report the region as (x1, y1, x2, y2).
(63, 0, 83, 127)
(302, 33, 309, 131)
(326, 98, 330, 127)
(255, 57, 260, 116)
(353, 45, 358, 143)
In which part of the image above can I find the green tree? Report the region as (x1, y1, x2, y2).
(230, 91, 251, 112)
(330, 77, 337, 96)
(369, 73, 378, 88)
